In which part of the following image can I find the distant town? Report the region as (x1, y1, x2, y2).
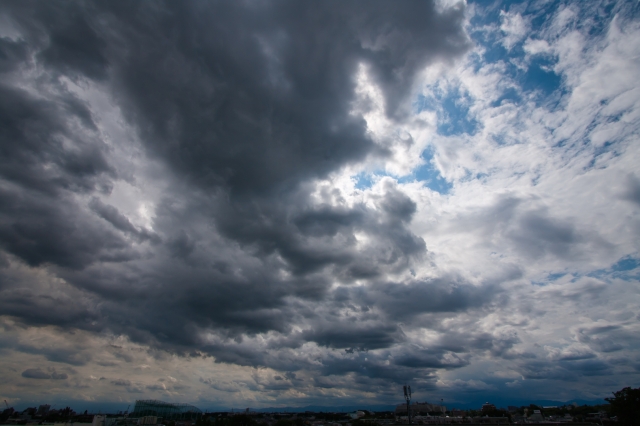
(0, 396, 628, 426)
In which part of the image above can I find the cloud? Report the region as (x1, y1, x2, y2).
(0, 0, 460, 361)
(51, 371, 69, 380)
(500, 11, 529, 51)
(146, 383, 167, 391)
(21, 368, 68, 380)
(0, 0, 638, 408)
(622, 173, 640, 206)
(439, 379, 495, 392)
(89, 197, 160, 244)
(22, 368, 53, 380)
(545, 345, 596, 361)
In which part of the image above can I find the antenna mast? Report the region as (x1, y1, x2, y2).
(403, 385, 412, 424)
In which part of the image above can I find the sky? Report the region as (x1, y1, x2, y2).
(0, 0, 639, 412)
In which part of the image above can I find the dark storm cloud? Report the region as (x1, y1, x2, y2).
(0, 0, 462, 201)
(51, 371, 68, 380)
(0, 189, 131, 270)
(393, 348, 469, 369)
(318, 350, 443, 387)
(0, 0, 473, 394)
(303, 322, 404, 351)
(0, 256, 103, 332)
(21, 368, 68, 380)
(21, 368, 52, 379)
(0, 37, 28, 74)
(212, 181, 426, 279)
(37, 9, 109, 81)
(0, 60, 126, 271)
(308, 320, 526, 385)
(518, 352, 614, 381)
(17, 344, 93, 366)
(104, 0, 468, 196)
(575, 323, 635, 353)
(366, 278, 494, 319)
(89, 197, 160, 243)
(0, 83, 112, 197)
(45, 184, 431, 357)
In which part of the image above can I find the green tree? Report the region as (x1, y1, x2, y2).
(606, 387, 640, 426)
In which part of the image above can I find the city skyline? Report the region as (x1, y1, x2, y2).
(0, 394, 620, 415)
(1, 0, 639, 411)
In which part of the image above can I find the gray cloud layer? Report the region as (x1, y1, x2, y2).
(0, 0, 473, 393)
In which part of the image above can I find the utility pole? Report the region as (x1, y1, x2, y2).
(403, 385, 412, 425)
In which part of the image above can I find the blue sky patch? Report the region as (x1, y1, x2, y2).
(418, 84, 479, 136)
(353, 171, 377, 190)
(354, 150, 452, 194)
(413, 162, 453, 194)
(547, 272, 567, 281)
(520, 56, 563, 99)
(612, 256, 640, 272)
(414, 94, 437, 113)
(586, 256, 640, 281)
(404, 149, 453, 194)
(532, 272, 567, 286)
(437, 90, 480, 136)
(480, 40, 510, 67)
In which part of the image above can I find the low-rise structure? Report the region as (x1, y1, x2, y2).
(527, 410, 544, 422)
(471, 417, 508, 424)
(395, 402, 446, 416)
(481, 403, 497, 413)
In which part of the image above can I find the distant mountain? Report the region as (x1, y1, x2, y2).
(429, 397, 608, 410)
(247, 405, 397, 413)
(234, 398, 609, 413)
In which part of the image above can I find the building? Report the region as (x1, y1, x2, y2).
(481, 403, 497, 413)
(130, 400, 202, 420)
(450, 409, 465, 417)
(471, 417, 508, 424)
(93, 415, 106, 426)
(528, 410, 544, 422)
(92, 414, 120, 426)
(395, 401, 446, 416)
